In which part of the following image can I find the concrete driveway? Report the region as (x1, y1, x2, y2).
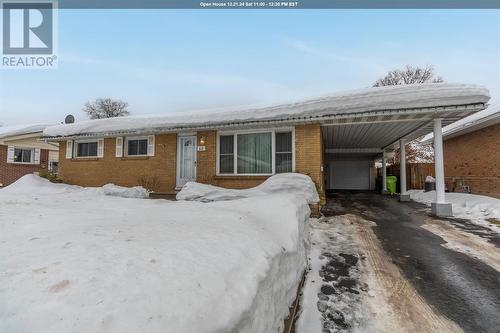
(297, 191, 500, 333)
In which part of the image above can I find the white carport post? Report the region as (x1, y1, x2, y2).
(431, 118, 453, 216)
(399, 139, 410, 201)
(381, 150, 388, 194)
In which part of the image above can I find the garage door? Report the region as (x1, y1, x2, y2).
(329, 160, 370, 190)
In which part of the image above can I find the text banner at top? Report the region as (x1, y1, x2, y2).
(56, 0, 500, 9)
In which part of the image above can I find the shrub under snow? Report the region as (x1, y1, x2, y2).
(177, 173, 320, 204)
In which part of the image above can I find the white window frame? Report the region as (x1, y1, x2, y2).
(124, 136, 149, 157)
(11, 147, 35, 164)
(74, 139, 99, 158)
(216, 128, 295, 176)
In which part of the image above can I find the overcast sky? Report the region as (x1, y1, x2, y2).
(1, 9, 499, 125)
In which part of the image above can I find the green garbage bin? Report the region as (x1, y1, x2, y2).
(386, 176, 397, 195)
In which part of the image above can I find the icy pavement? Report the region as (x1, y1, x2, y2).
(297, 214, 463, 333)
(422, 218, 500, 272)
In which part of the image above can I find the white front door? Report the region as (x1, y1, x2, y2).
(177, 135, 197, 188)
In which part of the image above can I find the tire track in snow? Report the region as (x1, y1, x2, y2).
(349, 213, 463, 333)
(297, 214, 463, 333)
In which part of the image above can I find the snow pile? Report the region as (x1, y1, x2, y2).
(408, 190, 500, 232)
(2, 175, 149, 199)
(0, 174, 82, 195)
(177, 173, 320, 204)
(44, 83, 489, 137)
(0, 176, 309, 332)
(425, 176, 435, 183)
(102, 184, 149, 198)
(0, 123, 52, 139)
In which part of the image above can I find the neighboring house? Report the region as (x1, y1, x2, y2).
(42, 83, 490, 215)
(422, 103, 500, 198)
(0, 124, 59, 187)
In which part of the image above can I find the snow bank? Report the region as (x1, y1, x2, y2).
(177, 173, 320, 204)
(0, 174, 82, 195)
(408, 190, 500, 232)
(0, 176, 309, 332)
(44, 83, 489, 137)
(102, 183, 149, 198)
(2, 175, 149, 199)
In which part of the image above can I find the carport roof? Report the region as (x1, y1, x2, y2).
(43, 83, 489, 140)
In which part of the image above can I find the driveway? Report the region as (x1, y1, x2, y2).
(297, 191, 500, 333)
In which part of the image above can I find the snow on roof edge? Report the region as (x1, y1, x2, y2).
(0, 123, 54, 139)
(43, 83, 491, 139)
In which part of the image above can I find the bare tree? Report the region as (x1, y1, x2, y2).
(373, 65, 443, 87)
(390, 140, 434, 164)
(373, 65, 441, 164)
(83, 98, 129, 119)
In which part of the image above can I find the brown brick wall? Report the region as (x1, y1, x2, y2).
(195, 125, 325, 199)
(444, 122, 500, 198)
(0, 144, 50, 186)
(196, 131, 217, 185)
(56, 126, 326, 206)
(58, 135, 177, 193)
(196, 130, 284, 189)
(295, 124, 325, 204)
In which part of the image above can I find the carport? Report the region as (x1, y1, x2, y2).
(318, 84, 490, 216)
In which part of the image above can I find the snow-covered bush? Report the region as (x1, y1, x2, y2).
(177, 173, 320, 204)
(101, 184, 149, 199)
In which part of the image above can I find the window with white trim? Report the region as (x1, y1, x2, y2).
(218, 130, 293, 175)
(126, 137, 148, 156)
(275, 132, 293, 173)
(14, 148, 33, 163)
(76, 141, 98, 157)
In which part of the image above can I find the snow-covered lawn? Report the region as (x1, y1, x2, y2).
(0, 175, 312, 333)
(408, 190, 500, 233)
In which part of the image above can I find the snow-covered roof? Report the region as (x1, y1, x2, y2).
(0, 123, 53, 140)
(43, 83, 490, 139)
(420, 101, 500, 144)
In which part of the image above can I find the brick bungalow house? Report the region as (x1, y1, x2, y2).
(43, 84, 490, 216)
(0, 124, 59, 187)
(422, 103, 500, 198)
